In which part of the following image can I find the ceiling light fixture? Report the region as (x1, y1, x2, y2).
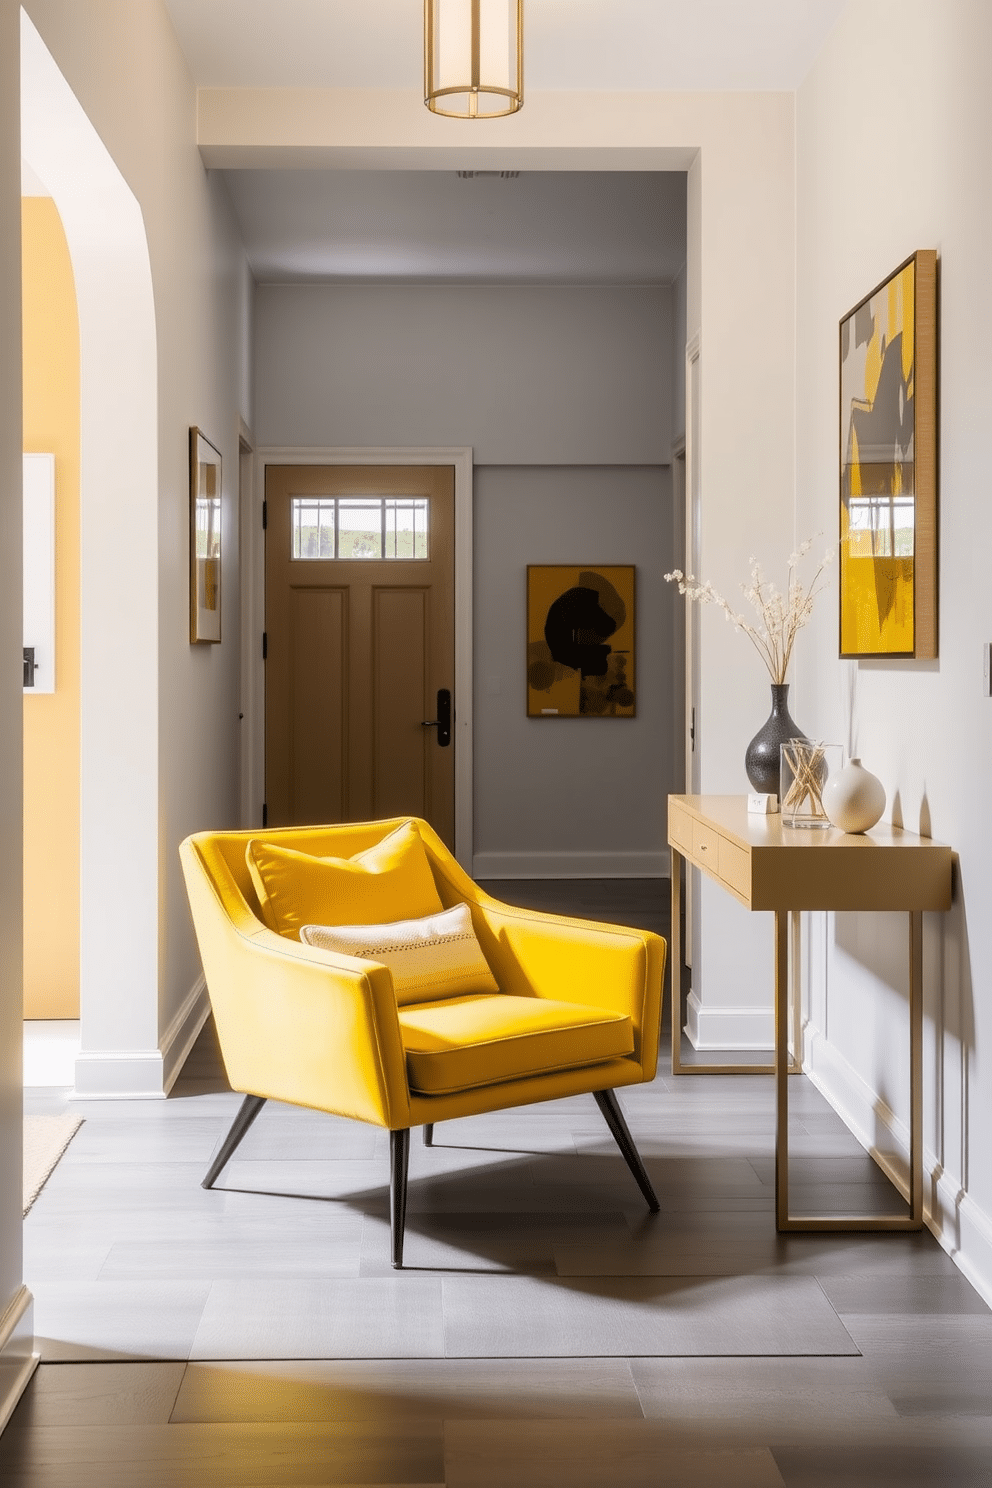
(425, 0, 524, 119)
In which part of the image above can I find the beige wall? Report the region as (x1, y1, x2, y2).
(795, 0, 992, 1304)
(22, 196, 80, 1019)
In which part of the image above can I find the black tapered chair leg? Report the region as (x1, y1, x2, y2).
(423, 1124, 434, 1147)
(390, 1127, 411, 1269)
(202, 1094, 266, 1190)
(593, 1089, 660, 1212)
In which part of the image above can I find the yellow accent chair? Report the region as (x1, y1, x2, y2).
(179, 817, 667, 1267)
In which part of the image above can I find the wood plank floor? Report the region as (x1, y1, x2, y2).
(10, 881, 992, 1486)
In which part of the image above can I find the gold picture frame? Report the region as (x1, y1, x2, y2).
(189, 427, 222, 644)
(527, 565, 636, 718)
(839, 250, 938, 658)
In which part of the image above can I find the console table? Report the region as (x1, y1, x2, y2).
(667, 794, 953, 1232)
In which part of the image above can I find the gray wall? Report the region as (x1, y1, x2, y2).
(255, 283, 673, 465)
(254, 281, 677, 874)
(473, 465, 674, 877)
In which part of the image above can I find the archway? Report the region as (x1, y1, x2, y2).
(20, 10, 161, 1095)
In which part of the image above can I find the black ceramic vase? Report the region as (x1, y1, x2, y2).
(744, 683, 808, 795)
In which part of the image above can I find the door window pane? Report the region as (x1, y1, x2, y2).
(291, 498, 335, 559)
(291, 496, 429, 560)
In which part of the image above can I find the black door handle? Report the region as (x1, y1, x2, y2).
(420, 689, 452, 747)
(436, 688, 451, 747)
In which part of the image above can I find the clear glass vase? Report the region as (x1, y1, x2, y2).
(779, 741, 842, 829)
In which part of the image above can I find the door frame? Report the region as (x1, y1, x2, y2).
(248, 447, 474, 871)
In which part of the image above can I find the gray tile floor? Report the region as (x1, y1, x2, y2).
(7, 881, 992, 1485)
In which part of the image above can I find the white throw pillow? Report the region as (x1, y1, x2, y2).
(300, 901, 500, 1006)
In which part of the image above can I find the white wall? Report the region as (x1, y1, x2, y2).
(473, 465, 674, 878)
(21, 0, 253, 1093)
(255, 283, 672, 463)
(0, 0, 36, 1426)
(795, 0, 992, 1301)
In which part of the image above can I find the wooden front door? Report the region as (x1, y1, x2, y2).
(264, 464, 455, 848)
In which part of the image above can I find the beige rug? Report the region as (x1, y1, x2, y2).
(23, 1114, 82, 1215)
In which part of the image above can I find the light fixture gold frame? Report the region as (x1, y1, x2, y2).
(425, 0, 524, 119)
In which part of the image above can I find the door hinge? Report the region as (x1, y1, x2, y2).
(262, 631, 267, 661)
(262, 500, 267, 530)
(690, 706, 696, 752)
(262, 803, 268, 827)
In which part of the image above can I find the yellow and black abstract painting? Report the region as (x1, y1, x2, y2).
(839, 251, 937, 658)
(527, 565, 635, 717)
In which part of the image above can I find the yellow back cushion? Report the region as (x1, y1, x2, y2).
(246, 820, 444, 939)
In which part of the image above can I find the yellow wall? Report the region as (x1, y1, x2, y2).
(22, 196, 80, 1018)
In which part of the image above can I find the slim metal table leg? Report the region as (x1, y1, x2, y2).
(670, 847, 683, 1075)
(910, 910, 924, 1226)
(775, 908, 790, 1230)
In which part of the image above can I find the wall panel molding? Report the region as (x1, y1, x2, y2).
(805, 1022, 992, 1310)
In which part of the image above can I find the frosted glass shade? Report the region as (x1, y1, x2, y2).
(425, 0, 524, 118)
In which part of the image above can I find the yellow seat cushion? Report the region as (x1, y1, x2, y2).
(397, 994, 634, 1095)
(246, 819, 443, 939)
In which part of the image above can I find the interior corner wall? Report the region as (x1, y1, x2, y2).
(22, 0, 253, 1092)
(21, 195, 80, 1020)
(671, 263, 687, 447)
(795, 0, 992, 1302)
(683, 96, 798, 1040)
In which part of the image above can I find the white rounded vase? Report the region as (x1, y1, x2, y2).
(822, 757, 885, 834)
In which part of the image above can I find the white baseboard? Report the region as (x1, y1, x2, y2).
(472, 849, 670, 880)
(161, 975, 210, 1093)
(804, 1022, 992, 1311)
(927, 1167, 992, 1313)
(0, 1287, 38, 1434)
(72, 976, 210, 1099)
(684, 991, 774, 1050)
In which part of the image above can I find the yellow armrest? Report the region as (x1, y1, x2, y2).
(414, 821, 665, 1076)
(181, 841, 411, 1129)
(478, 902, 663, 1063)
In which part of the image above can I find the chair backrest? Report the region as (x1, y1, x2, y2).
(182, 816, 478, 936)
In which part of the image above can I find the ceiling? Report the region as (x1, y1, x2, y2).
(164, 2, 844, 285)
(226, 170, 687, 285)
(163, 0, 847, 93)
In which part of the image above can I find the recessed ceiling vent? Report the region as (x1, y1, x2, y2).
(456, 171, 520, 179)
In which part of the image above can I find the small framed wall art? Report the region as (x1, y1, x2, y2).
(527, 564, 635, 717)
(189, 427, 222, 644)
(839, 249, 938, 658)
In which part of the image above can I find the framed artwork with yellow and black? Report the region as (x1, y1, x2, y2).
(839, 250, 937, 658)
(526, 565, 635, 718)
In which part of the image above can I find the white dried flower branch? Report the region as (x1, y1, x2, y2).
(665, 537, 833, 685)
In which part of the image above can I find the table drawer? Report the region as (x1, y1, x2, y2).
(719, 837, 751, 899)
(691, 820, 722, 870)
